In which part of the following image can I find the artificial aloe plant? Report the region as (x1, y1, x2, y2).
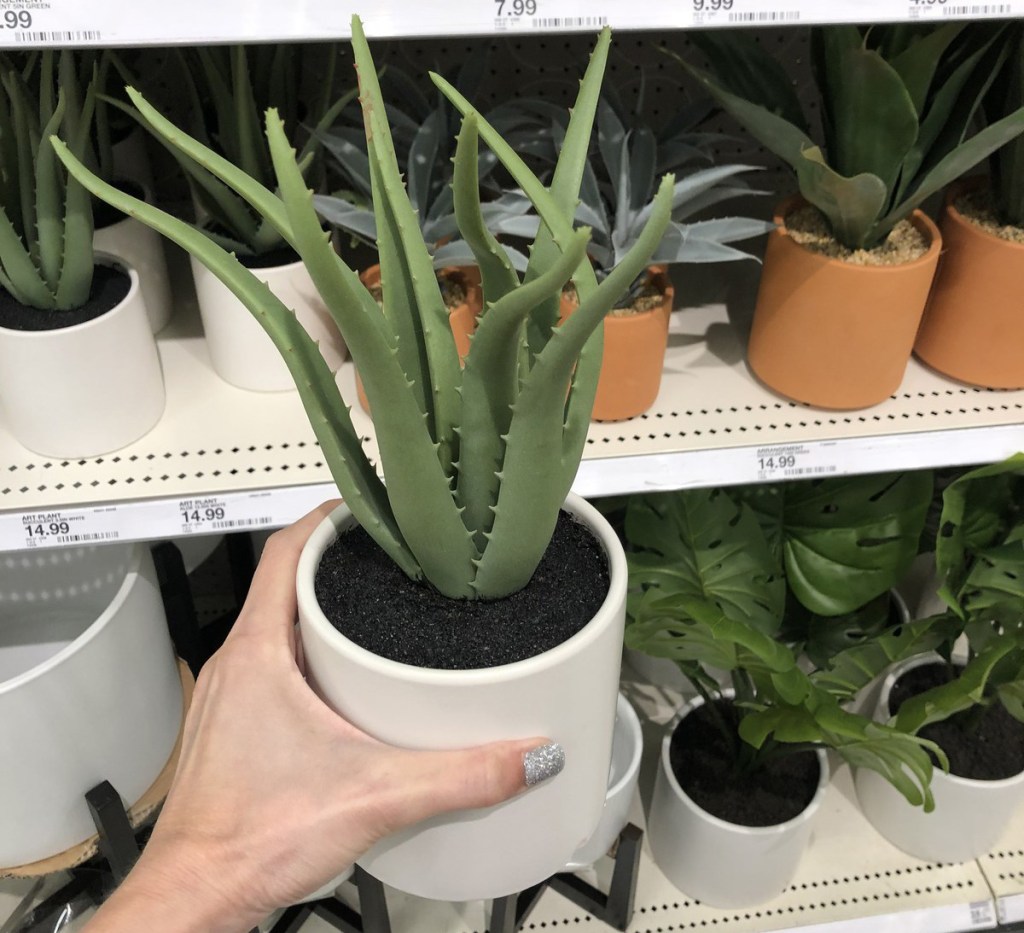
(135, 43, 357, 257)
(0, 51, 96, 312)
(622, 474, 952, 809)
(891, 454, 1024, 736)
(985, 24, 1024, 227)
(675, 23, 1024, 250)
(55, 19, 674, 600)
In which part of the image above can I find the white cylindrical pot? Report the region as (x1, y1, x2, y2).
(192, 256, 347, 392)
(623, 647, 689, 693)
(564, 693, 642, 870)
(94, 205, 173, 333)
(648, 692, 829, 908)
(855, 654, 1024, 863)
(0, 544, 184, 867)
(297, 494, 625, 901)
(0, 257, 165, 458)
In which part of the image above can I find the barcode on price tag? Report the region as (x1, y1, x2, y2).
(908, 0, 1015, 16)
(754, 444, 839, 481)
(969, 900, 995, 926)
(691, 0, 799, 26)
(20, 509, 120, 549)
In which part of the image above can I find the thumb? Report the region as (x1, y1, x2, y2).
(386, 738, 565, 829)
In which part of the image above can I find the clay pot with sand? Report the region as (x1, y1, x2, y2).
(747, 196, 941, 410)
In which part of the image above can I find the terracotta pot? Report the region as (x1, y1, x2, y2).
(747, 196, 941, 410)
(914, 183, 1024, 389)
(355, 265, 481, 413)
(560, 267, 673, 421)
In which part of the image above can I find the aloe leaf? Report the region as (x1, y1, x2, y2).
(624, 488, 784, 634)
(294, 81, 360, 170)
(0, 205, 50, 308)
(53, 134, 422, 582)
(231, 46, 270, 185)
(267, 103, 478, 596)
(5, 71, 38, 262)
(53, 163, 94, 310)
(471, 176, 674, 597)
(795, 148, 888, 249)
(406, 107, 442, 220)
(880, 105, 1024, 236)
(34, 90, 68, 296)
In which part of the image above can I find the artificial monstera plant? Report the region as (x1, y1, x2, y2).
(622, 472, 952, 809)
(55, 19, 674, 601)
(675, 23, 1024, 250)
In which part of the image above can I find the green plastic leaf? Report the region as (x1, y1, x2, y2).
(772, 472, 933, 617)
(624, 489, 784, 634)
(794, 148, 888, 249)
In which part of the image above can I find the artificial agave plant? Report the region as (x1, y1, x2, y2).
(986, 23, 1024, 227)
(0, 52, 96, 312)
(55, 19, 674, 600)
(676, 23, 1024, 250)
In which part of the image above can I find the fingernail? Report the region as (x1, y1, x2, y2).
(523, 743, 565, 786)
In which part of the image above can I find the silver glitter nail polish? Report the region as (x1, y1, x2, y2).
(523, 742, 565, 786)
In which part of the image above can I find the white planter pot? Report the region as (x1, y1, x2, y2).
(0, 256, 165, 458)
(854, 654, 1024, 863)
(296, 494, 625, 901)
(564, 692, 643, 870)
(0, 543, 184, 867)
(648, 692, 829, 908)
(191, 256, 347, 392)
(623, 647, 689, 693)
(94, 201, 173, 333)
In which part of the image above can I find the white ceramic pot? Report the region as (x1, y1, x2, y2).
(854, 654, 1024, 863)
(564, 693, 642, 870)
(623, 647, 689, 693)
(94, 196, 173, 333)
(0, 543, 184, 867)
(0, 256, 165, 458)
(191, 256, 347, 392)
(648, 692, 829, 908)
(297, 494, 625, 901)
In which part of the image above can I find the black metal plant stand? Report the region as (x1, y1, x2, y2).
(489, 823, 644, 933)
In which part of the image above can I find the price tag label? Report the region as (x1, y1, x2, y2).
(969, 900, 995, 927)
(177, 496, 275, 535)
(690, 0, 800, 27)
(489, 0, 609, 31)
(754, 443, 840, 482)
(20, 507, 121, 549)
(908, 0, 1018, 18)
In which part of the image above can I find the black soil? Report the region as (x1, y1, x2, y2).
(314, 511, 609, 670)
(888, 663, 1024, 781)
(0, 265, 130, 332)
(670, 700, 821, 827)
(240, 243, 300, 270)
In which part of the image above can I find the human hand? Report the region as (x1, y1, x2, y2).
(87, 503, 563, 932)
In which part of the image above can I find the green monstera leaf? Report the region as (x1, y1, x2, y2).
(624, 488, 784, 634)
(738, 472, 933, 617)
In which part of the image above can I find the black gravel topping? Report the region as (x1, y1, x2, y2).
(0, 264, 130, 332)
(669, 699, 821, 828)
(889, 662, 1024, 781)
(313, 511, 610, 670)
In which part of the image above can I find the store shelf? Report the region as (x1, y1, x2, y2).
(1, 283, 1022, 552)
(1, 0, 1022, 48)
(980, 805, 1024, 925)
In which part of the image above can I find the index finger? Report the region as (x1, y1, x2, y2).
(229, 499, 341, 643)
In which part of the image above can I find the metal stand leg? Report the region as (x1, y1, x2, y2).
(488, 824, 644, 932)
(84, 781, 140, 885)
(151, 541, 202, 674)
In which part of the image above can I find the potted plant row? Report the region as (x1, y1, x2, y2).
(57, 18, 677, 901)
(0, 51, 164, 459)
(915, 24, 1024, 389)
(856, 454, 1024, 863)
(678, 23, 1024, 409)
(619, 471, 948, 907)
